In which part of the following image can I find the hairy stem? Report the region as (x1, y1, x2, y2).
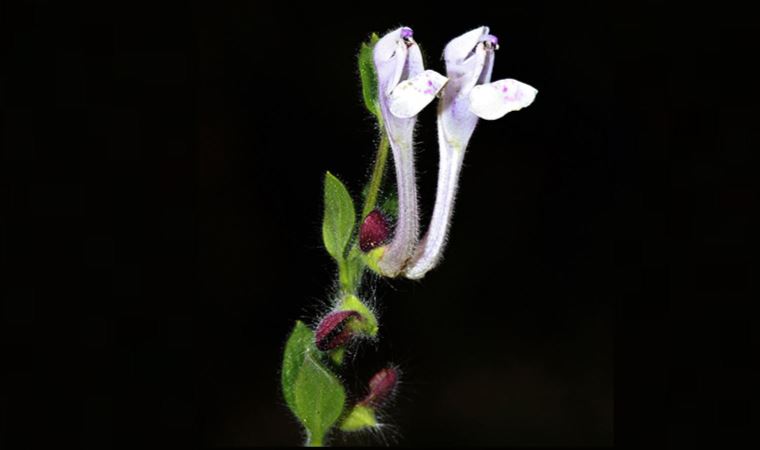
(362, 133, 390, 219)
(306, 434, 323, 447)
(338, 131, 391, 295)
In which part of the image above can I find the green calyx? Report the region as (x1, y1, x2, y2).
(328, 347, 346, 366)
(339, 404, 378, 432)
(361, 246, 385, 276)
(337, 294, 378, 337)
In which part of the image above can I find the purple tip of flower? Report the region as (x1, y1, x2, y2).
(315, 310, 362, 351)
(481, 34, 499, 49)
(359, 367, 399, 407)
(359, 209, 390, 252)
(400, 27, 413, 39)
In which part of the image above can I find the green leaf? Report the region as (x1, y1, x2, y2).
(323, 172, 356, 263)
(294, 348, 346, 446)
(358, 33, 380, 118)
(281, 321, 314, 412)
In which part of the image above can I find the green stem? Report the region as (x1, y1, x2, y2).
(306, 434, 323, 447)
(338, 258, 350, 292)
(337, 131, 390, 296)
(361, 133, 389, 219)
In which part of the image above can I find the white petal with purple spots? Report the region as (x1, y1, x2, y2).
(469, 78, 538, 120)
(388, 70, 448, 119)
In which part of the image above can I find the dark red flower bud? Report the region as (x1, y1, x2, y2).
(359, 209, 390, 252)
(315, 310, 362, 351)
(359, 367, 399, 407)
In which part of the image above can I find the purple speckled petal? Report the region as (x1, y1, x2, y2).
(388, 70, 447, 119)
(469, 78, 538, 120)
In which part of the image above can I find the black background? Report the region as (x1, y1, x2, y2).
(3, 1, 757, 447)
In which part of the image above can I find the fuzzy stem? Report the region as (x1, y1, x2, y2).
(338, 130, 391, 295)
(306, 434, 323, 447)
(362, 132, 390, 220)
(338, 258, 351, 292)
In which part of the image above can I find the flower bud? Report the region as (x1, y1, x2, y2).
(359, 209, 390, 252)
(314, 310, 362, 351)
(359, 367, 399, 407)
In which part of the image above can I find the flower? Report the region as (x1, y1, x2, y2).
(404, 26, 538, 279)
(372, 27, 448, 277)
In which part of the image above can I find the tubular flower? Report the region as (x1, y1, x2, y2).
(404, 26, 537, 279)
(372, 26, 448, 277)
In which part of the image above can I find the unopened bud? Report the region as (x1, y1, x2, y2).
(315, 310, 362, 351)
(359, 209, 390, 252)
(359, 367, 399, 407)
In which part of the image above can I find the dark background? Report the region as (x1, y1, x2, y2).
(3, 1, 757, 447)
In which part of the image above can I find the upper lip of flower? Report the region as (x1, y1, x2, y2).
(444, 26, 489, 62)
(374, 27, 416, 96)
(444, 26, 498, 94)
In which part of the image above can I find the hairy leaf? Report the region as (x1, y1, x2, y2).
(323, 172, 356, 263)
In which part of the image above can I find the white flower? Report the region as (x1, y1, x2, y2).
(404, 26, 537, 279)
(372, 27, 447, 277)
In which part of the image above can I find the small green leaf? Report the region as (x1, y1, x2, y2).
(281, 321, 314, 412)
(339, 404, 378, 432)
(294, 348, 346, 446)
(323, 172, 356, 263)
(358, 33, 380, 118)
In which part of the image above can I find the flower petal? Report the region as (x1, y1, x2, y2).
(373, 27, 410, 96)
(388, 70, 448, 118)
(373, 27, 406, 62)
(468, 78, 538, 120)
(444, 26, 489, 63)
